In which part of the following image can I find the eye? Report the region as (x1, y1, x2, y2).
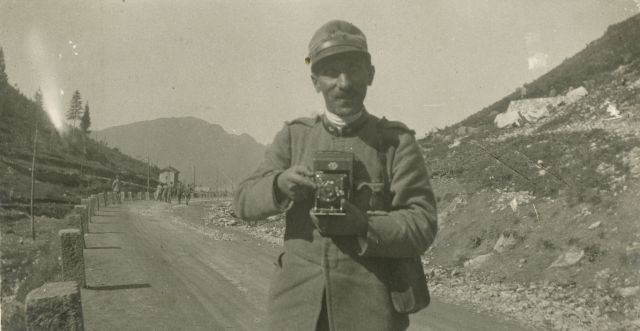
(321, 66, 340, 77)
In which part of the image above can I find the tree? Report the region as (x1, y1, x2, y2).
(0, 46, 7, 85)
(80, 102, 92, 134)
(66, 90, 82, 131)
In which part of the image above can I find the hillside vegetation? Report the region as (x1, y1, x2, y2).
(417, 13, 640, 330)
(0, 54, 160, 215)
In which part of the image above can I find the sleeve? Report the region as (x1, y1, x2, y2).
(358, 131, 438, 258)
(233, 124, 292, 221)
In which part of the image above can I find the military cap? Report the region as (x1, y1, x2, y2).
(306, 20, 369, 68)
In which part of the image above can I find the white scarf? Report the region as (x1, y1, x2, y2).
(324, 109, 364, 129)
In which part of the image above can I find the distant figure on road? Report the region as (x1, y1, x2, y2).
(112, 175, 121, 204)
(159, 184, 166, 202)
(234, 20, 437, 331)
(154, 184, 162, 201)
(184, 184, 192, 205)
(176, 182, 184, 204)
(166, 183, 173, 203)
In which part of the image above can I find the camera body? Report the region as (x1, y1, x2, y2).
(311, 151, 354, 216)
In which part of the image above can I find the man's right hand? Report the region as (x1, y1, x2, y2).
(276, 166, 316, 202)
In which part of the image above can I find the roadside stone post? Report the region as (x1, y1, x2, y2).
(25, 281, 84, 331)
(68, 215, 85, 249)
(145, 191, 150, 200)
(91, 196, 97, 215)
(59, 229, 85, 287)
(89, 196, 95, 214)
(119, 192, 124, 203)
(137, 192, 141, 200)
(73, 205, 89, 234)
(80, 199, 91, 224)
(104, 192, 109, 207)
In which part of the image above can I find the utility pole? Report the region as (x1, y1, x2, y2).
(193, 165, 196, 187)
(147, 155, 150, 192)
(30, 110, 39, 241)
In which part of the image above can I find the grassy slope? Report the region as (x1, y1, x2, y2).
(419, 13, 640, 326)
(0, 79, 161, 211)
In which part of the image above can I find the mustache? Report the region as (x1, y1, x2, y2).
(333, 90, 358, 99)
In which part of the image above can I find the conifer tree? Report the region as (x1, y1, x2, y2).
(0, 47, 7, 85)
(80, 102, 92, 134)
(66, 90, 83, 131)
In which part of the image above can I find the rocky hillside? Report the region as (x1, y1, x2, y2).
(418, 13, 640, 330)
(0, 52, 160, 214)
(94, 117, 265, 189)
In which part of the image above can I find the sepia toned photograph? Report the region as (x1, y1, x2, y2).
(1, 1, 639, 330)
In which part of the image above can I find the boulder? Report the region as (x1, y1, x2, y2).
(494, 234, 518, 253)
(617, 286, 640, 298)
(464, 253, 494, 270)
(548, 247, 584, 268)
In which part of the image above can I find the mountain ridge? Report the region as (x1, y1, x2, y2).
(94, 116, 265, 189)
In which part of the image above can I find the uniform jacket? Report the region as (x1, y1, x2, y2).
(234, 111, 437, 331)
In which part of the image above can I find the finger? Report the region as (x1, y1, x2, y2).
(293, 165, 315, 177)
(289, 174, 316, 189)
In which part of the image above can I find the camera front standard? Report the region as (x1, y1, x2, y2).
(311, 151, 354, 216)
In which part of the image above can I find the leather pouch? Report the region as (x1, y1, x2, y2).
(388, 257, 430, 314)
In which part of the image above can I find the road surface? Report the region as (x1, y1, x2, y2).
(81, 200, 536, 331)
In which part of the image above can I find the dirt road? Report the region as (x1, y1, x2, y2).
(82, 200, 536, 331)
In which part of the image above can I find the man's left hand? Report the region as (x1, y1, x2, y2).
(309, 199, 368, 236)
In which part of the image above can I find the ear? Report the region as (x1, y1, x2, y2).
(367, 65, 375, 86)
(310, 74, 321, 93)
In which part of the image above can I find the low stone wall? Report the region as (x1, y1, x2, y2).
(60, 229, 85, 288)
(25, 281, 84, 331)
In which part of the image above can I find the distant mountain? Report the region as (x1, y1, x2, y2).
(94, 117, 266, 189)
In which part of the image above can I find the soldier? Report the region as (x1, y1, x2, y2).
(112, 175, 121, 204)
(154, 184, 162, 201)
(184, 184, 192, 205)
(166, 182, 173, 203)
(160, 184, 167, 202)
(176, 181, 183, 204)
(234, 20, 438, 331)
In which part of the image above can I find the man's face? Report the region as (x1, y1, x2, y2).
(311, 52, 374, 117)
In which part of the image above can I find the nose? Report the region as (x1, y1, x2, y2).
(336, 72, 353, 90)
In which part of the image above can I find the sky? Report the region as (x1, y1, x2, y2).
(1, 0, 639, 144)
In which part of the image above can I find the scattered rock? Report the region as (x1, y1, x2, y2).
(622, 147, 640, 178)
(549, 247, 584, 268)
(494, 233, 518, 253)
(588, 221, 602, 230)
(617, 286, 640, 298)
(464, 253, 494, 270)
(509, 197, 518, 211)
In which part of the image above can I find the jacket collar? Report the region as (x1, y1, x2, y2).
(321, 109, 370, 136)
